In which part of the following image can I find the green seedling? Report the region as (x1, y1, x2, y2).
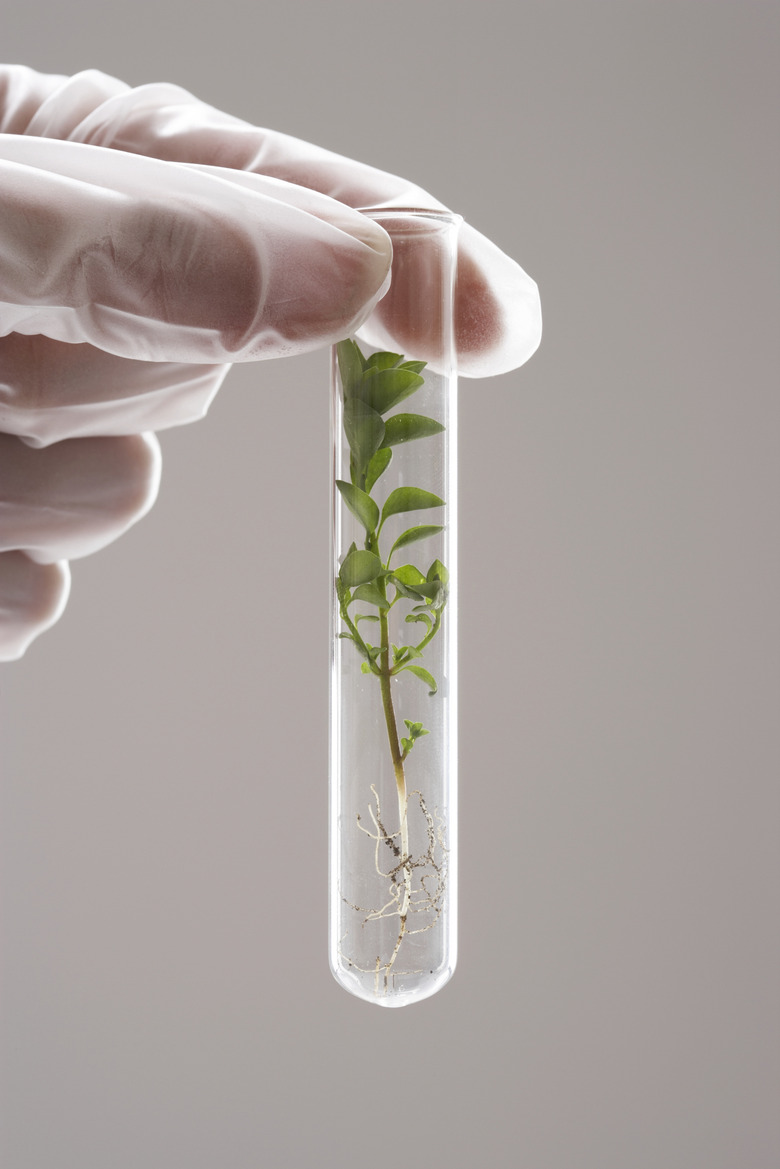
(335, 338, 449, 989)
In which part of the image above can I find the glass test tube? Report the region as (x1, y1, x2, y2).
(330, 209, 460, 1007)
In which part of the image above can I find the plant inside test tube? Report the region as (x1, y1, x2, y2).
(335, 338, 449, 987)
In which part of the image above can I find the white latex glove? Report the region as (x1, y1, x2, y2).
(0, 65, 541, 659)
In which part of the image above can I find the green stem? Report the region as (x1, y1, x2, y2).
(387, 607, 442, 675)
(378, 608, 411, 922)
(412, 608, 442, 655)
(338, 596, 380, 674)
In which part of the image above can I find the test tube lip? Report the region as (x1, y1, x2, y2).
(356, 205, 464, 225)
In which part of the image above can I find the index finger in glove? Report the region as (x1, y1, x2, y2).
(0, 67, 541, 377)
(0, 133, 393, 364)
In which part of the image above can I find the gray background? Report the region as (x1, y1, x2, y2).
(2, 2, 778, 1166)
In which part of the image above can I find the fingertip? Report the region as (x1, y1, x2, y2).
(0, 433, 164, 565)
(131, 432, 163, 521)
(39, 557, 71, 630)
(455, 226, 543, 378)
(84, 431, 162, 533)
(0, 554, 70, 661)
(345, 209, 394, 269)
(234, 200, 393, 358)
(336, 221, 393, 338)
(286, 200, 394, 343)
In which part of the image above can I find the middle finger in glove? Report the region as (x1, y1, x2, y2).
(0, 333, 228, 446)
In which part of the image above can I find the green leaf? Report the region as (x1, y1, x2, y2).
(405, 611, 432, 632)
(365, 350, 403, 371)
(391, 564, 426, 588)
(382, 413, 445, 446)
(358, 368, 425, 415)
(356, 644, 382, 670)
(395, 582, 442, 605)
(343, 398, 385, 473)
(381, 487, 445, 526)
(339, 548, 382, 588)
(409, 580, 442, 601)
(337, 339, 365, 396)
(389, 524, 445, 558)
(426, 558, 450, 585)
(407, 579, 447, 611)
(401, 719, 430, 754)
(390, 563, 427, 601)
(351, 582, 390, 610)
(364, 447, 392, 494)
(336, 480, 379, 534)
(400, 664, 438, 695)
(393, 581, 423, 601)
(355, 613, 380, 624)
(398, 360, 427, 375)
(393, 645, 422, 663)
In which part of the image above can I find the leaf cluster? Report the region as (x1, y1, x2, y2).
(337, 339, 444, 495)
(336, 339, 450, 702)
(401, 719, 429, 757)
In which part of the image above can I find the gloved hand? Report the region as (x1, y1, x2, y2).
(0, 65, 541, 660)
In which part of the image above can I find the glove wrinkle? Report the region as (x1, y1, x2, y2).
(0, 65, 67, 135)
(24, 69, 130, 141)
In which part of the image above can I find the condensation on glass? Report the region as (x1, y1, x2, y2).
(330, 208, 460, 1006)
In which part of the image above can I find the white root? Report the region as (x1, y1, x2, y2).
(340, 784, 448, 994)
